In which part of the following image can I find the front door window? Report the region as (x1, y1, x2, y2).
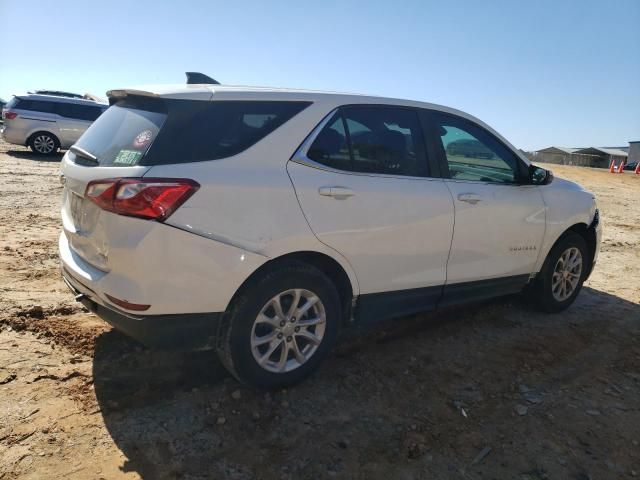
(434, 115, 522, 184)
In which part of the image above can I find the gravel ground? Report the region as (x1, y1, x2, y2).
(0, 139, 638, 479)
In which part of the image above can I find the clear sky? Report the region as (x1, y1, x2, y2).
(1, 0, 638, 150)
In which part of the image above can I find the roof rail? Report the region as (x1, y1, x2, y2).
(185, 72, 220, 85)
(30, 90, 85, 99)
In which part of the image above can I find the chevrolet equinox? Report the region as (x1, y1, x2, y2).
(60, 76, 601, 388)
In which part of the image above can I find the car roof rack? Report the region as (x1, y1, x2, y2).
(30, 90, 86, 99)
(185, 72, 220, 85)
(27, 90, 104, 103)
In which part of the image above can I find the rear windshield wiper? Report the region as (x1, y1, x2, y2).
(69, 145, 98, 165)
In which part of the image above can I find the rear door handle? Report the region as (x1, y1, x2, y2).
(318, 186, 355, 198)
(457, 193, 482, 204)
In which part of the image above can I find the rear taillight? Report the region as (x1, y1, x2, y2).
(85, 178, 199, 221)
(2, 111, 17, 120)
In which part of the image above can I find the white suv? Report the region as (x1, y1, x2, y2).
(59, 79, 601, 388)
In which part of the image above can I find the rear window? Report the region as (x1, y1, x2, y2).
(11, 98, 57, 113)
(73, 102, 166, 166)
(73, 98, 311, 166)
(6, 97, 20, 109)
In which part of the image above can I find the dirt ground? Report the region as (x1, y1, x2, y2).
(0, 138, 638, 480)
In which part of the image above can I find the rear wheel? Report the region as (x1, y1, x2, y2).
(29, 132, 59, 155)
(217, 262, 340, 389)
(527, 232, 588, 312)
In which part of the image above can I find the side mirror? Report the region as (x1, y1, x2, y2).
(529, 165, 553, 185)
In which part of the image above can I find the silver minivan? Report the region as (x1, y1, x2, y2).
(1, 93, 108, 154)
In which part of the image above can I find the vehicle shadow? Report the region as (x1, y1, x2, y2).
(5, 149, 64, 161)
(92, 286, 639, 479)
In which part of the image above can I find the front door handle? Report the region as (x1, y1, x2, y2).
(318, 186, 355, 199)
(457, 193, 482, 204)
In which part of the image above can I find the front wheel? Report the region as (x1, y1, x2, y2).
(217, 262, 340, 389)
(527, 232, 588, 312)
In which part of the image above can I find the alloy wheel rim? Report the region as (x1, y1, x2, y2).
(34, 135, 55, 153)
(551, 247, 582, 301)
(251, 289, 326, 373)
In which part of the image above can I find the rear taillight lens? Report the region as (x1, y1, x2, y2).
(85, 178, 199, 221)
(2, 111, 17, 120)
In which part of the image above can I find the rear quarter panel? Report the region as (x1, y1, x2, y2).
(7, 109, 61, 146)
(147, 100, 361, 299)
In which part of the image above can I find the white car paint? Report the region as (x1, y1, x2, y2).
(58, 83, 600, 328)
(443, 180, 546, 284)
(534, 177, 601, 272)
(287, 161, 456, 294)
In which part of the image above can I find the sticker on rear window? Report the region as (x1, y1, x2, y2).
(113, 149, 143, 166)
(133, 129, 153, 149)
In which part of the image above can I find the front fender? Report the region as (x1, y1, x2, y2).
(534, 177, 599, 273)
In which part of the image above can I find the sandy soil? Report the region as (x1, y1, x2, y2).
(0, 140, 638, 480)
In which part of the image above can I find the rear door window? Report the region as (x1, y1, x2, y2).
(55, 103, 77, 119)
(55, 103, 104, 121)
(13, 99, 57, 113)
(73, 99, 310, 166)
(307, 105, 429, 177)
(306, 114, 351, 171)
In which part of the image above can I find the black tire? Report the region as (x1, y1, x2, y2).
(217, 261, 341, 389)
(29, 132, 60, 155)
(526, 232, 588, 313)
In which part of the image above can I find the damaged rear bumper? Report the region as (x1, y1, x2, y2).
(61, 267, 222, 350)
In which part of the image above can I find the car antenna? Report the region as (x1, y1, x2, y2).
(185, 72, 220, 85)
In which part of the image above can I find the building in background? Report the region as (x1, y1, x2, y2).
(528, 143, 632, 168)
(572, 147, 628, 168)
(627, 141, 640, 165)
(531, 146, 579, 165)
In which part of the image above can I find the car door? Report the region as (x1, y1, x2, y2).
(425, 111, 546, 305)
(55, 103, 96, 146)
(287, 105, 455, 322)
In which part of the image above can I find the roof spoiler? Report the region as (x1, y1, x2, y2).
(185, 72, 220, 85)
